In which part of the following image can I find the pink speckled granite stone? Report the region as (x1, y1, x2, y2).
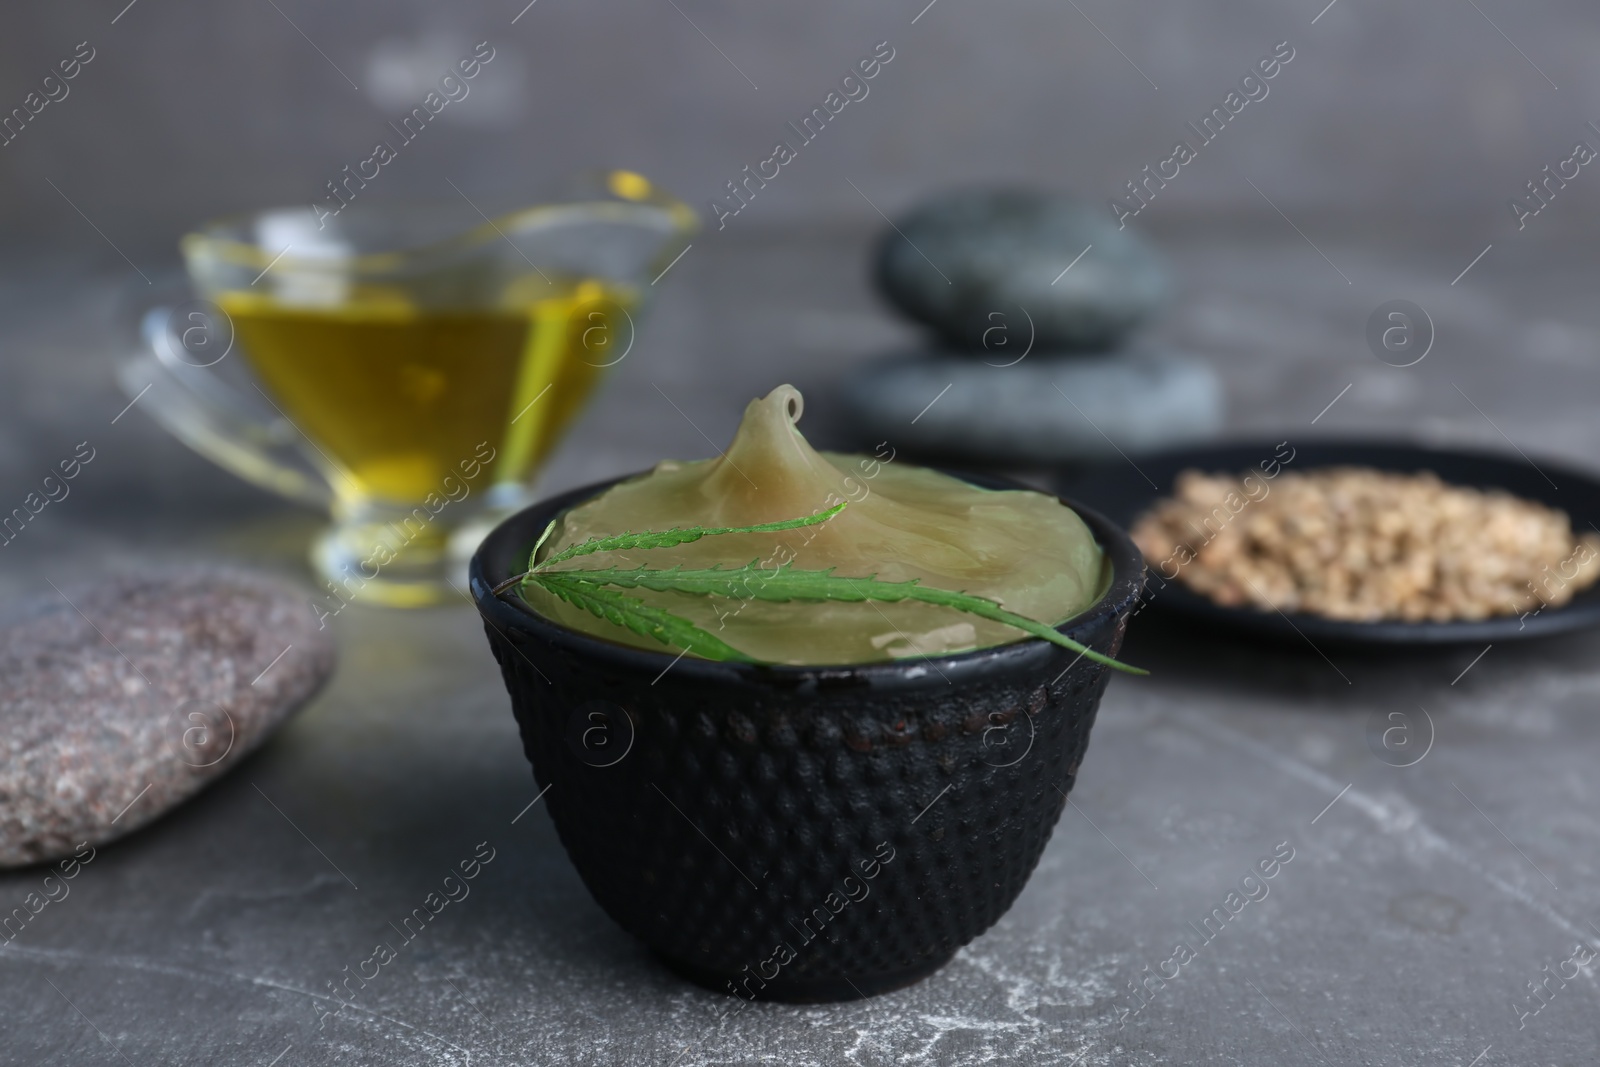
(0, 568, 336, 867)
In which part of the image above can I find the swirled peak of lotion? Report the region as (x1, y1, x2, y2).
(527, 384, 1108, 665)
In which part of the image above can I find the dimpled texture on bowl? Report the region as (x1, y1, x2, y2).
(472, 476, 1143, 1001)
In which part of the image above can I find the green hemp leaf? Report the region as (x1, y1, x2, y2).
(492, 502, 1144, 675)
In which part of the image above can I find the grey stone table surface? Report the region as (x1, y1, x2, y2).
(2, 220, 1600, 1066)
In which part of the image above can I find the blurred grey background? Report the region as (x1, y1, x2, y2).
(0, 0, 1594, 249)
(1, 0, 1596, 506)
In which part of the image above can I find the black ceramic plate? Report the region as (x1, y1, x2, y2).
(1056, 440, 1600, 646)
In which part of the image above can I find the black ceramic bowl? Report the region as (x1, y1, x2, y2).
(469, 473, 1145, 1002)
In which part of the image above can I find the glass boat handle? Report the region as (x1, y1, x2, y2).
(116, 307, 333, 509)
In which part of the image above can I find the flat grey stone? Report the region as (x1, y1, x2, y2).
(0, 568, 335, 868)
(841, 350, 1224, 463)
(874, 188, 1170, 352)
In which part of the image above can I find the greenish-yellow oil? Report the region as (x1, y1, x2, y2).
(221, 280, 634, 505)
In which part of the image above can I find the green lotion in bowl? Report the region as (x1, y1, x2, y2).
(520, 385, 1111, 666)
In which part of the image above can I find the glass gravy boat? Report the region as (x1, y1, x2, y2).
(121, 171, 695, 607)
